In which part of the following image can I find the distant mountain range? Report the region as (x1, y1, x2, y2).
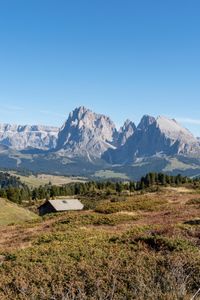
(0, 106, 200, 180)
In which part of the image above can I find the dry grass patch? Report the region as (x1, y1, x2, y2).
(95, 196, 168, 214)
(0, 198, 38, 226)
(0, 189, 200, 299)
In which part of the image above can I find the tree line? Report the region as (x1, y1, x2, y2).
(0, 172, 199, 204)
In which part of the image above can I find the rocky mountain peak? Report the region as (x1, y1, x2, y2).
(103, 114, 200, 164)
(56, 107, 117, 159)
(117, 119, 136, 146)
(68, 106, 88, 120)
(0, 107, 199, 166)
(120, 119, 134, 130)
(156, 116, 196, 143)
(137, 115, 156, 131)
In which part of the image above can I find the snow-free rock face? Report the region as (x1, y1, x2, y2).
(56, 106, 118, 159)
(117, 120, 136, 146)
(137, 115, 156, 131)
(154, 116, 199, 155)
(0, 124, 59, 150)
(156, 116, 196, 144)
(103, 115, 200, 164)
(0, 108, 199, 165)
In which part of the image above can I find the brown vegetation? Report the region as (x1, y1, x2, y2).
(0, 187, 200, 299)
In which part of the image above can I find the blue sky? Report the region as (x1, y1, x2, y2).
(0, 0, 200, 135)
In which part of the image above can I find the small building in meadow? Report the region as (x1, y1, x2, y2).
(38, 199, 84, 216)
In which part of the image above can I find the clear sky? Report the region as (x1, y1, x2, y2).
(0, 0, 200, 136)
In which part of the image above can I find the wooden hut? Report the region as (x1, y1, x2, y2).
(38, 199, 84, 216)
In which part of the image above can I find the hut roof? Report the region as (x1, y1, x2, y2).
(44, 199, 83, 211)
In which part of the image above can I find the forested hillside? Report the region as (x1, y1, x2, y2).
(0, 172, 30, 203)
(0, 171, 200, 205)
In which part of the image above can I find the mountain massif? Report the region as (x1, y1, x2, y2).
(0, 106, 200, 179)
(0, 124, 58, 150)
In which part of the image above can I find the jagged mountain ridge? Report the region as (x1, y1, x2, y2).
(0, 106, 137, 160)
(117, 120, 136, 147)
(103, 115, 200, 164)
(0, 124, 59, 150)
(0, 106, 199, 165)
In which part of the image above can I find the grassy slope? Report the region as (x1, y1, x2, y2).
(0, 188, 200, 299)
(0, 198, 38, 225)
(9, 172, 86, 188)
(94, 169, 129, 180)
(163, 157, 199, 172)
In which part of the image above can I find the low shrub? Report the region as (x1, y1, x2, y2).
(95, 197, 167, 214)
(186, 198, 200, 206)
(134, 235, 197, 252)
(111, 230, 198, 253)
(55, 212, 138, 227)
(184, 219, 200, 226)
